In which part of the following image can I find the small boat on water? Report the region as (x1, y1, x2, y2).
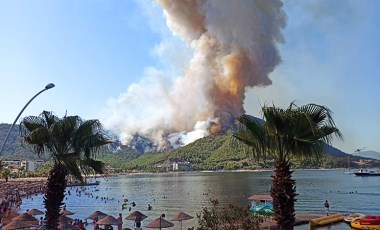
(344, 213, 365, 223)
(67, 180, 100, 187)
(351, 215, 380, 229)
(354, 168, 380, 176)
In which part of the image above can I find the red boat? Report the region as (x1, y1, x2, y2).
(351, 215, 380, 229)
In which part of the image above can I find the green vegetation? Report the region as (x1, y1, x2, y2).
(0, 120, 371, 174)
(194, 199, 263, 230)
(1, 167, 11, 182)
(233, 103, 342, 230)
(0, 124, 43, 160)
(115, 132, 359, 172)
(20, 111, 112, 229)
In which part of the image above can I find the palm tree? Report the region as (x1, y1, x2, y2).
(1, 167, 11, 182)
(233, 103, 342, 230)
(19, 111, 112, 229)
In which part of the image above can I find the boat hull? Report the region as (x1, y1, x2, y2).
(354, 169, 380, 176)
(351, 216, 380, 229)
(354, 173, 380, 176)
(351, 221, 380, 229)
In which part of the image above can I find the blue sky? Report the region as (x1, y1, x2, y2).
(1, 0, 379, 153)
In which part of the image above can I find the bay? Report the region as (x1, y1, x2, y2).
(21, 169, 380, 229)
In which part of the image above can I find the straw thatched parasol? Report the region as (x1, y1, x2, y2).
(171, 212, 193, 230)
(1, 210, 20, 226)
(27, 208, 44, 216)
(3, 210, 20, 219)
(12, 213, 38, 222)
(86, 210, 108, 221)
(125, 211, 148, 221)
(60, 209, 75, 215)
(146, 217, 174, 229)
(96, 215, 122, 225)
(2, 219, 33, 230)
(58, 215, 75, 223)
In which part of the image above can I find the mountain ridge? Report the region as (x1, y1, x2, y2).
(2, 123, 380, 171)
(351, 150, 380, 160)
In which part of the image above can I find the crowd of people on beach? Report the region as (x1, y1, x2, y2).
(0, 180, 46, 229)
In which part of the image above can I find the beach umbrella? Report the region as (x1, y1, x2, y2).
(146, 217, 174, 229)
(125, 211, 148, 221)
(27, 208, 44, 216)
(171, 212, 193, 230)
(96, 215, 122, 225)
(58, 215, 75, 223)
(86, 210, 108, 221)
(248, 195, 273, 202)
(1, 211, 20, 226)
(12, 213, 38, 222)
(3, 210, 20, 219)
(2, 219, 33, 230)
(60, 209, 75, 215)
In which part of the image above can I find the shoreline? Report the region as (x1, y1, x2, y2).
(0, 179, 46, 201)
(0, 168, 353, 182)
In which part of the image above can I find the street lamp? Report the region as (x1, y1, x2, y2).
(0, 83, 55, 155)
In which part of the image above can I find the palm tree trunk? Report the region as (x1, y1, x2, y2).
(44, 163, 67, 229)
(270, 161, 297, 230)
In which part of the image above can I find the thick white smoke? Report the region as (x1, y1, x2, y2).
(102, 0, 286, 149)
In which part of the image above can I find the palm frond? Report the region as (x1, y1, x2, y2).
(233, 115, 268, 161)
(52, 152, 83, 182)
(80, 159, 105, 176)
(234, 102, 343, 163)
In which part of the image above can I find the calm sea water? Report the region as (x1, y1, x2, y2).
(21, 170, 380, 229)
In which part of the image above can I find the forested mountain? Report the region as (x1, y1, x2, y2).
(122, 132, 370, 171)
(351, 150, 380, 160)
(0, 124, 44, 160)
(0, 123, 140, 163)
(1, 123, 376, 171)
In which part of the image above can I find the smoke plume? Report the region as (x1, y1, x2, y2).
(103, 0, 286, 149)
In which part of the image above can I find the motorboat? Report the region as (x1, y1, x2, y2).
(354, 168, 380, 176)
(351, 215, 380, 229)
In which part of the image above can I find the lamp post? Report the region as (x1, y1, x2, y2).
(0, 83, 55, 156)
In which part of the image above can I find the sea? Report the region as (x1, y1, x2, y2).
(20, 169, 380, 230)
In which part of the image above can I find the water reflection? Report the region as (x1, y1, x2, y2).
(21, 170, 380, 230)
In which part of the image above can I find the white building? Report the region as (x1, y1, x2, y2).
(172, 161, 192, 171)
(1, 160, 45, 172)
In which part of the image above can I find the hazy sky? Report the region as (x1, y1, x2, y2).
(1, 0, 379, 153)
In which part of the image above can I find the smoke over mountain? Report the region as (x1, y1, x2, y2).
(103, 0, 286, 150)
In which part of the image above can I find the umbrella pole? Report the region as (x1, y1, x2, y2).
(180, 220, 183, 230)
